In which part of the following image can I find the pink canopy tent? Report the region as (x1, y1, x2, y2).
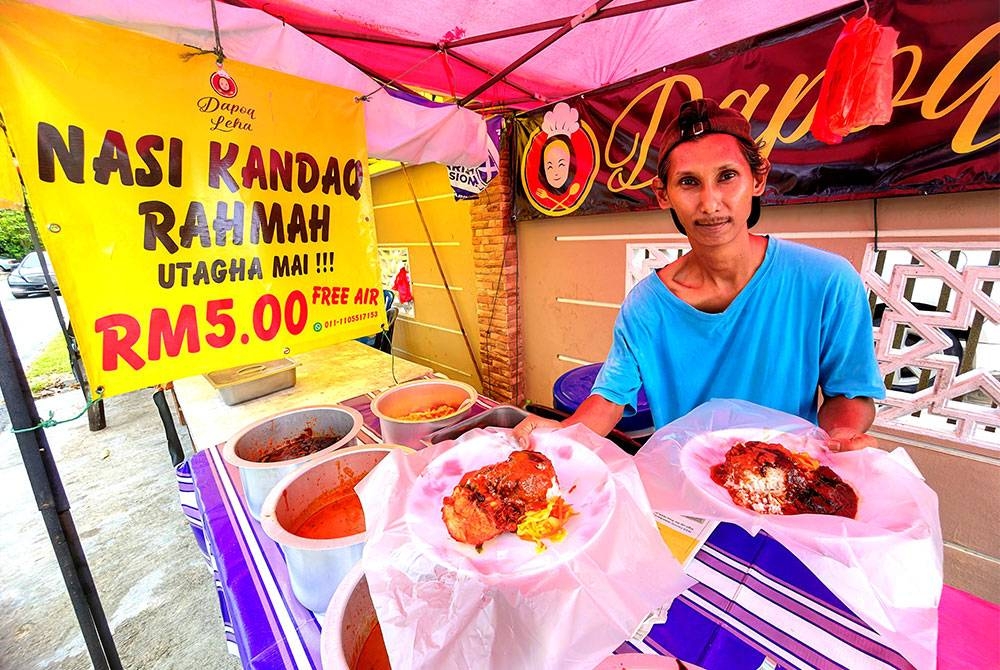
(22, 0, 859, 163)
(219, 0, 858, 110)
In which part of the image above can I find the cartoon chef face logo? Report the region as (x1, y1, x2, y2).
(521, 102, 599, 217)
(210, 69, 238, 98)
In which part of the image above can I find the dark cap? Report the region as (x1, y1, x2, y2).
(657, 98, 763, 235)
(657, 98, 754, 170)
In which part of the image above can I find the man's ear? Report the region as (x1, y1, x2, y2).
(652, 176, 671, 210)
(752, 157, 772, 196)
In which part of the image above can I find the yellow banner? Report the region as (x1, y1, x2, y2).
(0, 1, 385, 397)
(0, 131, 22, 209)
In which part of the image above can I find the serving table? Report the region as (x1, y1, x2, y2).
(172, 339, 435, 450)
(176, 385, 499, 668)
(172, 348, 999, 669)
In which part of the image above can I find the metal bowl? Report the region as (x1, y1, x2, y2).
(320, 563, 379, 670)
(221, 405, 363, 519)
(370, 379, 477, 448)
(260, 444, 408, 614)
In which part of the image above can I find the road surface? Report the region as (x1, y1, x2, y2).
(0, 271, 66, 367)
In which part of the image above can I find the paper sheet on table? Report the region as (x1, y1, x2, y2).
(357, 424, 687, 670)
(634, 399, 943, 670)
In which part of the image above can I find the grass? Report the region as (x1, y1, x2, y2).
(25, 335, 78, 395)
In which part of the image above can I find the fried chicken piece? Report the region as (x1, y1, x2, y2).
(710, 441, 857, 518)
(442, 450, 557, 547)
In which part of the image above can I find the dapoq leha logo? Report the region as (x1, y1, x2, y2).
(520, 102, 599, 217)
(210, 68, 238, 98)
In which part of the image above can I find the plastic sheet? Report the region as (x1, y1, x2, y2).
(357, 425, 686, 670)
(810, 14, 900, 144)
(634, 399, 943, 670)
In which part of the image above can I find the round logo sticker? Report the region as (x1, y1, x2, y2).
(210, 69, 238, 98)
(520, 102, 599, 217)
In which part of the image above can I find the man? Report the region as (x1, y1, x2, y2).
(514, 98, 885, 451)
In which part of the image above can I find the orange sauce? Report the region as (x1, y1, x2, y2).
(292, 489, 365, 539)
(353, 621, 390, 670)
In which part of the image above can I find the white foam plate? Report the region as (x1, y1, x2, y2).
(405, 433, 614, 577)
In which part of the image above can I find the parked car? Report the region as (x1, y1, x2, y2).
(0, 257, 19, 272)
(7, 250, 59, 298)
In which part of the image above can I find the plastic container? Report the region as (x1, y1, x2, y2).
(425, 404, 529, 444)
(260, 445, 408, 614)
(370, 379, 477, 448)
(222, 405, 363, 519)
(320, 567, 685, 670)
(553, 363, 653, 434)
(205, 358, 298, 405)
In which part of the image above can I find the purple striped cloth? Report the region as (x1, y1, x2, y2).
(618, 522, 917, 669)
(177, 393, 936, 669)
(175, 389, 496, 669)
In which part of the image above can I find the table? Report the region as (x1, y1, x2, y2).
(172, 340, 434, 450)
(175, 376, 999, 669)
(177, 389, 500, 669)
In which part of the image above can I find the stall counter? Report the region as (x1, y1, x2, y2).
(172, 339, 434, 450)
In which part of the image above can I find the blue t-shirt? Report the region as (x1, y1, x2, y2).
(592, 237, 885, 428)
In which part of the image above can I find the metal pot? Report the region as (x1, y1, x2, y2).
(221, 405, 363, 519)
(260, 445, 407, 614)
(320, 563, 379, 670)
(370, 379, 477, 448)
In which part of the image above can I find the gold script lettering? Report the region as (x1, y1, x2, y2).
(891, 45, 924, 105)
(755, 73, 825, 153)
(601, 23, 1000, 194)
(920, 22, 1000, 153)
(605, 75, 701, 193)
(720, 86, 771, 120)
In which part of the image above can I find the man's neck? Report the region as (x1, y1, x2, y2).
(661, 234, 768, 312)
(693, 233, 766, 283)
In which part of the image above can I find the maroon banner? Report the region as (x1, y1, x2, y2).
(513, 0, 999, 220)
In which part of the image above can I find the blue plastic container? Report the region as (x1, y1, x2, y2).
(552, 363, 653, 434)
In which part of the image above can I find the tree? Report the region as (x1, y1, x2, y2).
(0, 208, 32, 258)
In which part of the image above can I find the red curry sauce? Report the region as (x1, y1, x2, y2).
(291, 486, 366, 539)
(354, 622, 390, 670)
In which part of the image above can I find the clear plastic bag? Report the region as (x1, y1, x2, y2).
(357, 425, 687, 669)
(634, 399, 942, 670)
(811, 15, 900, 144)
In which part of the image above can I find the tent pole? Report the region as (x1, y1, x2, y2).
(19, 200, 106, 432)
(0, 301, 121, 670)
(458, 0, 617, 105)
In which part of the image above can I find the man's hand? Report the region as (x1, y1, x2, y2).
(511, 415, 562, 450)
(511, 395, 626, 450)
(826, 426, 878, 452)
(819, 395, 878, 451)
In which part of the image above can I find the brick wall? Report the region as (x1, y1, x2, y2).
(470, 123, 524, 404)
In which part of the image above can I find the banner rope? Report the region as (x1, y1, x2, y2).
(181, 0, 226, 64)
(11, 388, 105, 434)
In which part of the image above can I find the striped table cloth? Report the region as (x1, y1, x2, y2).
(620, 523, 915, 669)
(176, 392, 995, 669)
(176, 389, 498, 668)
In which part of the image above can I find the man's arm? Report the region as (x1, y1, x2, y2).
(818, 395, 877, 451)
(512, 394, 625, 449)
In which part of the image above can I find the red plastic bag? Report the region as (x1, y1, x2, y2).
(811, 15, 900, 144)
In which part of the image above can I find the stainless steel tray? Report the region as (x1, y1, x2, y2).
(204, 358, 298, 406)
(424, 404, 529, 444)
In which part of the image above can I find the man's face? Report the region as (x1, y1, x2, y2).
(655, 134, 767, 248)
